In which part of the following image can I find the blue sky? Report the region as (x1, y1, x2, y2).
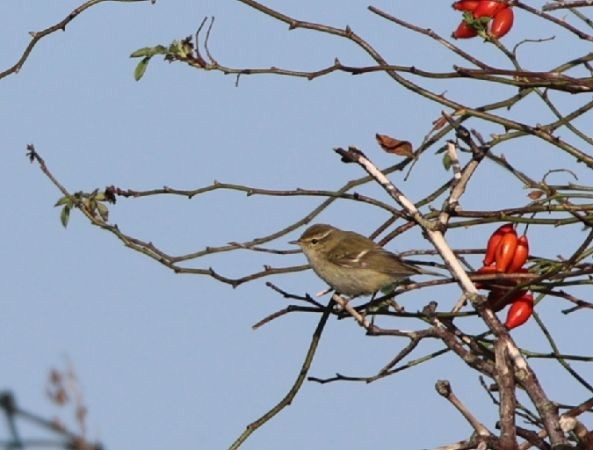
(2, 1, 592, 449)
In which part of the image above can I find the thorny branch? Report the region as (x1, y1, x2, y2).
(19, 1, 593, 449)
(149, 3, 593, 168)
(0, 0, 154, 80)
(28, 125, 593, 449)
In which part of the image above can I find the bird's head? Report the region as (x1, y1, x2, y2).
(290, 224, 339, 257)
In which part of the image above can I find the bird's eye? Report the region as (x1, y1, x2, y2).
(311, 238, 319, 245)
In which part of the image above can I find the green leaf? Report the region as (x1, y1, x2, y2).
(60, 205, 71, 228)
(130, 47, 153, 58)
(54, 196, 71, 207)
(380, 285, 395, 295)
(168, 40, 181, 54)
(153, 45, 168, 55)
(130, 45, 167, 58)
(130, 47, 150, 58)
(96, 202, 109, 222)
(134, 57, 151, 81)
(442, 153, 453, 171)
(434, 145, 448, 155)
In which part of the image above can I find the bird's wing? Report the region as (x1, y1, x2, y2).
(373, 250, 442, 277)
(327, 233, 422, 276)
(327, 247, 372, 269)
(325, 232, 377, 268)
(364, 248, 423, 276)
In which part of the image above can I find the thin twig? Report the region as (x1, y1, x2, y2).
(0, 0, 153, 80)
(228, 299, 333, 450)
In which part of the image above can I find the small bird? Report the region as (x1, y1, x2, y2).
(291, 223, 439, 297)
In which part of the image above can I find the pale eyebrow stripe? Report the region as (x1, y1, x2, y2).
(316, 229, 334, 241)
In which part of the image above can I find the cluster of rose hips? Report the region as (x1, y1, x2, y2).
(475, 224, 533, 329)
(452, 1, 514, 39)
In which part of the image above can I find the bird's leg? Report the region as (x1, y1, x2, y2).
(364, 292, 377, 326)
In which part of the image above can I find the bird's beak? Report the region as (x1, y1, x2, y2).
(289, 239, 300, 245)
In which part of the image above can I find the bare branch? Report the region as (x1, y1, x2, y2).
(228, 299, 333, 450)
(0, 0, 153, 80)
(435, 380, 493, 437)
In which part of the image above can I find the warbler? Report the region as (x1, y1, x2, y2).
(291, 223, 438, 297)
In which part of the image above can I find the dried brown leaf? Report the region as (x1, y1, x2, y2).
(432, 116, 448, 130)
(375, 134, 414, 158)
(528, 190, 544, 200)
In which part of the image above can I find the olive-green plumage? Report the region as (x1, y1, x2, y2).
(292, 224, 437, 297)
